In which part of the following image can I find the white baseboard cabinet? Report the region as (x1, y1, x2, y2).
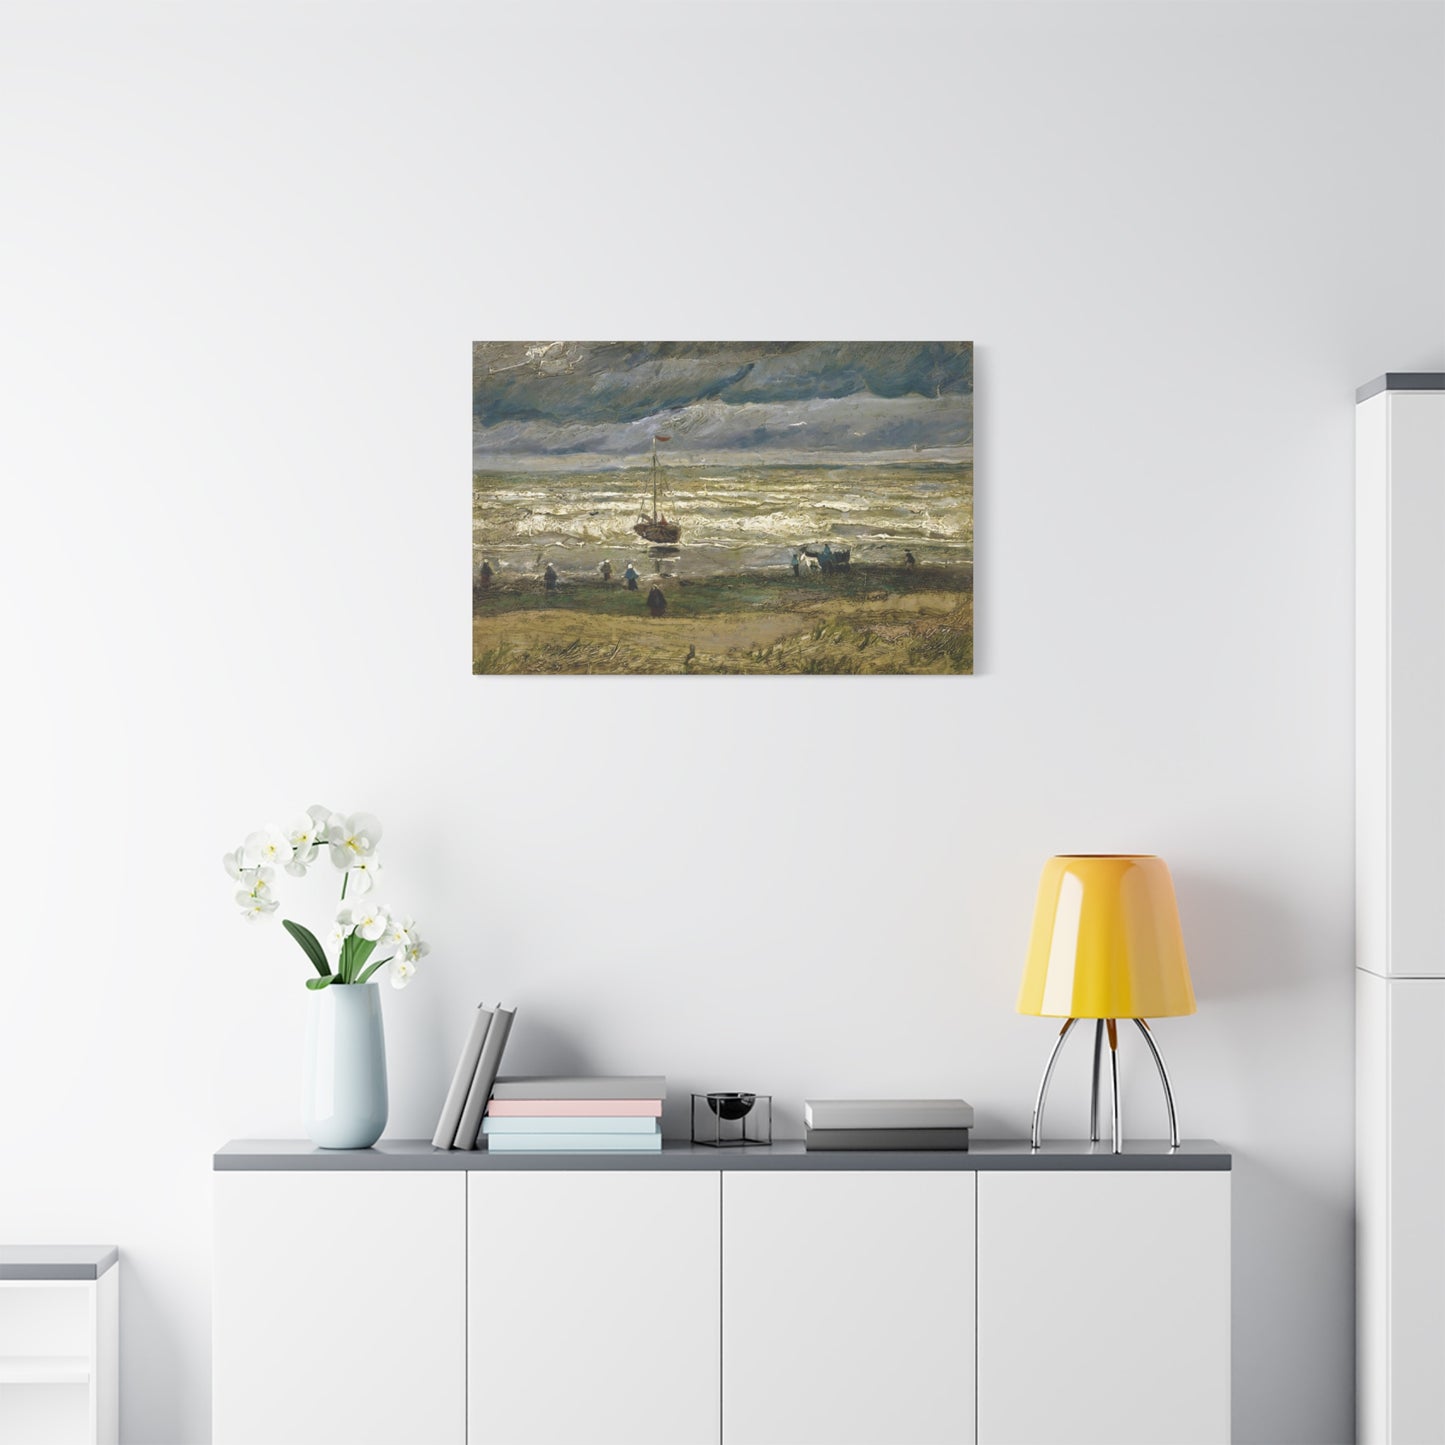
(0, 1249, 118, 1445)
(723, 1171, 975, 1445)
(977, 1172, 1230, 1445)
(213, 1171, 466, 1445)
(213, 1140, 1231, 1445)
(1355, 374, 1445, 1445)
(467, 1171, 720, 1445)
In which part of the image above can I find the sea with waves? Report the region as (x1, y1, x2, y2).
(471, 462, 973, 583)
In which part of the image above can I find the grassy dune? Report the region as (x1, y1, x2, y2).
(472, 563, 973, 675)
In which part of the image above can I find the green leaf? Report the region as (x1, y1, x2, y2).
(355, 955, 394, 986)
(349, 937, 379, 977)
(304, 975, 334, 991)
(283, 919, 331, 977)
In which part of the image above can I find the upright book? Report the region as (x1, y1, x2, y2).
(456, 1005, 516, 1150)
(431, 1004, 494, 1149)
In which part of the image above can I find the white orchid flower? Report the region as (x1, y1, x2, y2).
(306, 804, 331, 832)
(244, 825, 294, 871)
(385, 916, 417, 950)
(327, 813, 382, 870)
(346, 855, 382, 894)
(353, 904, 391, 942)
(236, 889, 278, 922)
(223, 846, 248, 881)
(328, 909, 356, 946)
(284, 815, 320, 877)
(389, 956, 417, 989)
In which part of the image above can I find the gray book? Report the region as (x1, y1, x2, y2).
(805, 1126, 971, 1151)
(431, 1004, 494, 1150)
(489, 1075, 666, 1101)
(457, 1006, 516, 1149)
(804, 1099, 975, 1131)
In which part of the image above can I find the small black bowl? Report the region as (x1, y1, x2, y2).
(705, 1092, 756, 1121)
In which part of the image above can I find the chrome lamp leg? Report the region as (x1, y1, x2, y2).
(1134, 1018, 1180, 1148)
(1106, 1018, 1121, 1154)
(1030, 1017, 1077, 1149)
(1089, 1020, 1104, 1142)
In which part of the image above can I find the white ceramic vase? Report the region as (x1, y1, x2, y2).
(302, 982, 388, 1149)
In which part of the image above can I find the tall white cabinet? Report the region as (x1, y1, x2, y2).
(1355, 373, 1445, 1445)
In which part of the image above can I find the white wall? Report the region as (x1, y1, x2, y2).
(1, 2, 1441, 1441)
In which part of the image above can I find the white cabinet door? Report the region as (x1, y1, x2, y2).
(1357, 389, 1445, 978)
(977, 1171, 1229, 1445)
(467, 1170, 720, 1445)
(722, 1171, 975, 1445)
(1358, 971, 1445, 1443)
(214, 1171, 466, 1445)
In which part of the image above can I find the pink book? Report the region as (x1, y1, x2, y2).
(485, 1098, 663, 1118)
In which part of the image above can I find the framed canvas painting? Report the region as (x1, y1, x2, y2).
(472, 342, 973, 675)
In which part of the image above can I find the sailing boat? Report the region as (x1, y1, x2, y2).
(633, 434, 681, 544)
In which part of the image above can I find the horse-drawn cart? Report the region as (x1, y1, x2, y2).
(801, 544, 851, 574)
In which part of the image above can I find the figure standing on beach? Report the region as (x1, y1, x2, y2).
(821, 542, 835, 574)
(790, 550, 800, 577)
(624, 561, 639, 591)
(478, 559, 493, 588)
(544, 562, 558, 592)
(647, 584, 667, 617)
(904, 550, 917, 567)
(599, 559, 612, 582)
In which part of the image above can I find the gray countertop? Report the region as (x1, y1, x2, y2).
(215, 1138, 1230, 1172)
(1356, 372, 1445, 402)
(0, 1246, 119, 1280)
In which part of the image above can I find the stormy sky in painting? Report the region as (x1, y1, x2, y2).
(472, 342, 973, 469)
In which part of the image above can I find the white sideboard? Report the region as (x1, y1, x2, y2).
(214, 1140, 1230, 1445)
(1355, 374, 1445, 1445)
(0, 1247, 118, 1445)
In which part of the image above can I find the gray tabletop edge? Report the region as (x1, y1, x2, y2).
(1356, 372, 1445, 402)
(0, 1245, 119, 1280)
(214, 1138, 1231, 1171)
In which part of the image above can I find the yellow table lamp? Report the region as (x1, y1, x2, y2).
(1019, 855, 1194, 1153)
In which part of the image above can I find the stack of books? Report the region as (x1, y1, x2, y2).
(482, 1076, 666, 1152)
(431, 1003, 517, 1151)
(803, 1098, 973, 1150)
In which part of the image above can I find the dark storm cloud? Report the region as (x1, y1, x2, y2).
(472, 342, 972, 467)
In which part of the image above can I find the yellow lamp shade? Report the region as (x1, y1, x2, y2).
(1017, 855, 1195, 1019)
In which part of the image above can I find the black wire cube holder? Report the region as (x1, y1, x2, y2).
(691, 1092, 772, 1147)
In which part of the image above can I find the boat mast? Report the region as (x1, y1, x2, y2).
(651, 437, 659, 521)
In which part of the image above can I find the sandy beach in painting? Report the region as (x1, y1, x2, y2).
(472, 342, 973, 675)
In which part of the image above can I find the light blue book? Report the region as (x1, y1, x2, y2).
(485, 1132, 664, 1152)
(482, 1116, 660, 1136)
